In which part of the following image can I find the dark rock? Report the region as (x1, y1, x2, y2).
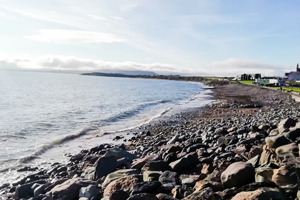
(265, 135, 291, 149)
(131, 181, 162, 195)
(93, 156, 117, 180)
(156, 193, 178, 200)
(141, 161, 170, 173)
(109, 190, 129, 200)
(127, 193, 159, 200)
(159, 171, 178, 190)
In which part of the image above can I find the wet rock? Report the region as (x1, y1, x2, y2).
(103, 174, 142, 197)
(93, 156, 117, 180)
(102, 169, 140, 188)
(131, 181, 161, 195)
(221, 162, 255, 188)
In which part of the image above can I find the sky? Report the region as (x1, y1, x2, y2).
(0, 0, 299, 76)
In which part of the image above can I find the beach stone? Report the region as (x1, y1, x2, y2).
(15, 180, 46, 199)
(275, 143, 298, 156)
(248, 146, 262, 159)
(169, 153, 198, 173)
(284, 128, 300, 141)
(109, 190, 129, 200)
(34, 183, 50, 197)
(182, 187, 215, 200)
(221, 162, 255, 188)
(103, 174, 142, 197)
(265, 135, 290, 149)
(82, 167, 95, 180)
(143, 170, 163, 182)
(102, 169, 140, 188)
(247, 155, 260, 168)
(159, 171, 178, 190)
(255, 164, 275, 183)
(167, 135, 179, 145)
(272, 165, 299, 189)
(127, 193, 159, 200)
(231, 187, 287, 200)
(156, 193, 178, 200)
(104, 148, 137, 160)
(79, 185, 100, 199)
(131, 181, 161, 195)
(141, 161, 170, 173)
(181, 178, 195, 186)
(278, 118, 297, 129)
(186, 143, 208, 153)
(131, 154, 160, 170)
(48, 179, 95, 200)
(93, 156, 117, 180)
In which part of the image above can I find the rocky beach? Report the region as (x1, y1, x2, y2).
(2, 82, 300, 200)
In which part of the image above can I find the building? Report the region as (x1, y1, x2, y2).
(286, 64, 300, 81)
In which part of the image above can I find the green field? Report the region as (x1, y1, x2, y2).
(239, 80, 254, 85)
(273, 87, 300, 93)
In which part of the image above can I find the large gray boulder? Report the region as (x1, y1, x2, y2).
(93, 156, 117, 180)
(221, 162, 255, 188)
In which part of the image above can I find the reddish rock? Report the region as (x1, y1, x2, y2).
(231, 188, 287, 200)
(248, 146, 262, 159)
(156, 193, 178, 200)
(201, 164, 214, 175)
(221, 162, 255, 188)
(103, 175, 142, 197)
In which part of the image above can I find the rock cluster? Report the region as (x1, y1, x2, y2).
(3, 83, 300, 200)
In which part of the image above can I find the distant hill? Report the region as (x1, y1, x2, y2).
(98, 70, 158, 76)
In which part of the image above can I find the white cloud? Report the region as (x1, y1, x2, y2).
(0, 55, 289, 77)
(26, 29, 124, 44)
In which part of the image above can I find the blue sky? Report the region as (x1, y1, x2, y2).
(0, 0, 299, 76)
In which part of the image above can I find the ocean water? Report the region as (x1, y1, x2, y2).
(0, 70, 213, 184)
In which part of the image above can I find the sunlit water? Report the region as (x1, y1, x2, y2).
(0, 70, 213, 184)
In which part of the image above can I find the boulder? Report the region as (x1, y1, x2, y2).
(278, 118, 297, 129)
(169, 153, 198, 173)
(141, 161, 170, 173)
(109, 190, 129, 200)
(272, 165, 299, 190)
(127, 193, 159, 200)
(221, 162, 255, 188)
(103, 174, 142, 197)
(93, 156, 117, 180)
(15, 180, 46, 199)
(231, 187, 287, 200)
(265, 135, 291, 149)
(131, 181, 162, 195)
(156, 193, 178, 200)
(158, 171, 178, 190)
(284, 128, 300, 141)
(48, 179, 95, 200)
(143, 170, 163, 182)
(104, 148, 137, 160)
(79, 185, 100, 199)
(275, 143, 298, 156)
(131, 154, 160, 171)
(102, 169, 140, 188)
(182, 187, 216, 200)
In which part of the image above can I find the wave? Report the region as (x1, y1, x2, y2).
(19, 128, 96, 163)
(103, 99, 171, 123)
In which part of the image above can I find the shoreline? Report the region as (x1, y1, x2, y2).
(3, 82, 300, 199)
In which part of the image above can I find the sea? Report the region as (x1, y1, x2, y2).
(0, 70, 214, 185)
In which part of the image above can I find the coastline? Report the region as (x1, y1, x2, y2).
(3, 82, 300, 199)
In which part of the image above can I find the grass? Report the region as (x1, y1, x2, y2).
(271, 87, 300, 93)
(239, 80, 254, 85)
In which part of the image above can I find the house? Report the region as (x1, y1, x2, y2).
(286, 64, 300, 81)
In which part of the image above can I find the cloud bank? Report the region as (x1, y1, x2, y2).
(0, 55, 286, 76)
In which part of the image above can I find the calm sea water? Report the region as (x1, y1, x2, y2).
(0, 70, 213, 184)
